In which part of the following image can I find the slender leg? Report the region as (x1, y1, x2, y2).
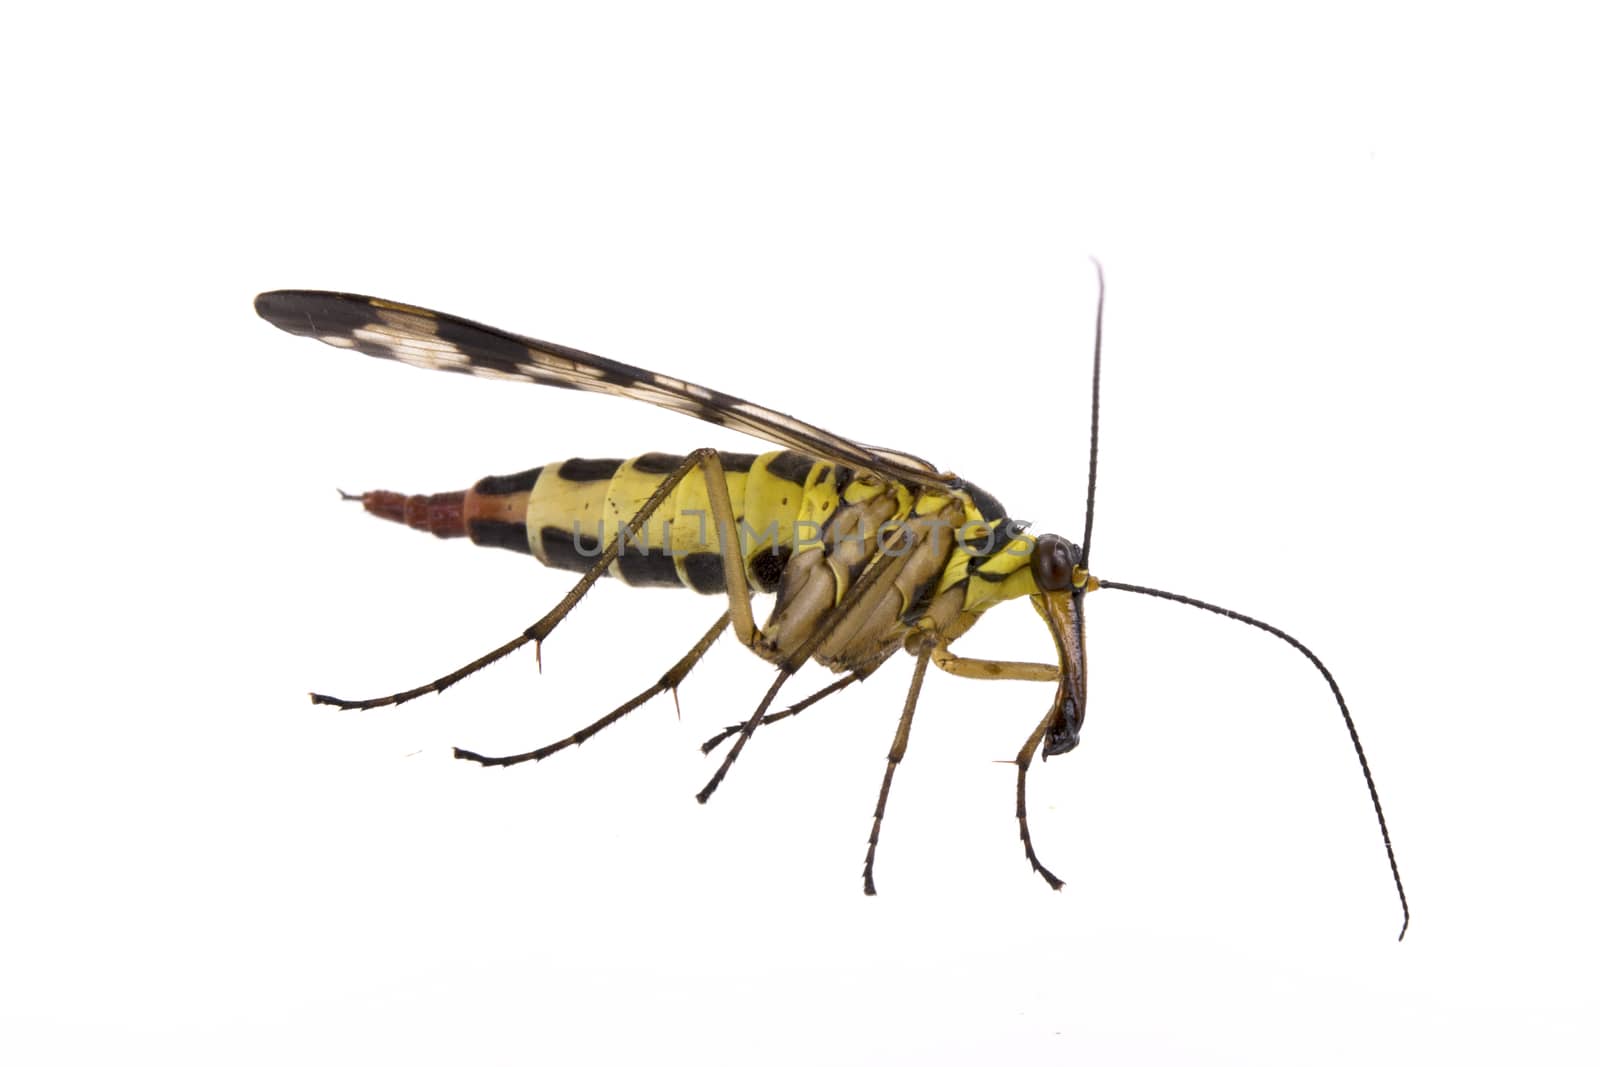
(931, 645, 1059, 683)
(698, 631, 1038, 758)
(695, 524, 922, 804)
(862, 640, 935, 895)
(699, 645, 897, 753)
(454, 612, 730, 767)
(310, 448, 757, 710)
(1013, 710, 1063, 889)
(929, 640, 1065, 887)
(695, 671, 796, 803)
(700, 674, 861, 754)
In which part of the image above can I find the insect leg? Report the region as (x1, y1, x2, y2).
(695, 525, 921, 803)
(311, 448, 754, 711)
(1013, 710, 1064, 889)
(931, 646, 1059, 683)
(700, 653, 894, 754)
(861, 639, 935, 895)
(699, 675, 858, 754)
(454, 611, 731, 767)
(927, 640, 1065, 886)
(691, 449, 761, 650)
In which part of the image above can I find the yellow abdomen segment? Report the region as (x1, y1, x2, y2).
(523, 450, 836, 594)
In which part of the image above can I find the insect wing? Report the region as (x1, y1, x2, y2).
(255, 290, 954, 489)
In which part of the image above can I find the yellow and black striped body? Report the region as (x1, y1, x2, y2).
(258, 289, 1411, 930)
(373, 449, 1043, 674)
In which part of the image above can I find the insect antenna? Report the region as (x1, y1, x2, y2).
(1080, 260, 1406, 939)
(1080, 256, 1106, 568)
(1094, 581, 1409, 940)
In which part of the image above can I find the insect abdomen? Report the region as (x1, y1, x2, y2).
(354, 449, 842, 595)
(354, 464, 540, 556)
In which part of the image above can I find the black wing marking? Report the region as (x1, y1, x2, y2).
(255, 290, 957, 490)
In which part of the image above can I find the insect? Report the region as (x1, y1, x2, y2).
(256, 267, 1408, 937)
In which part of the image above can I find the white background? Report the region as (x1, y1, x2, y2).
(4, 3, 1596, 1063)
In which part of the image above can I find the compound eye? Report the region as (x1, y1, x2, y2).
(1031, 533, 1080, 592)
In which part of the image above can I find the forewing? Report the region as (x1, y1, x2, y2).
(255, 290, 955, 489)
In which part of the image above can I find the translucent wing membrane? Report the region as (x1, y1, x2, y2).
(254, 290, 955, 490)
